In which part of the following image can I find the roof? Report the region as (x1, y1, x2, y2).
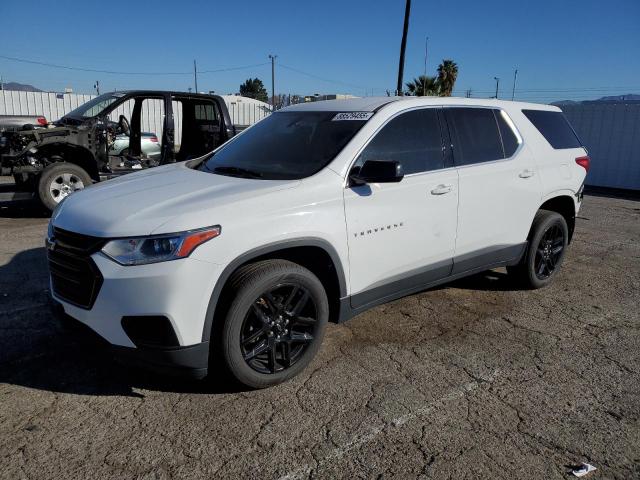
(280, 96, 559, 113)
(111, 90, 223, 100)
(282, 97, 398, 112)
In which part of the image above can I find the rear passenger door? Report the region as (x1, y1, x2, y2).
(445, 107, 542, 274)
(344, 108, 459, 309)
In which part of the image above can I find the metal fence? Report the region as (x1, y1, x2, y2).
(561, 102, 640, 191)
(0, 90, 271, 144)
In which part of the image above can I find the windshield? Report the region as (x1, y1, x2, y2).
(64, 93, 123, 118)
(198, 111, 369, 180)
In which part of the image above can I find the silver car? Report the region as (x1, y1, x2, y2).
(110, 132, 161, 159)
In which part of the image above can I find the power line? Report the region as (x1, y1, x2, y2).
(199, 62, 270, 74)
(278, 63, 383, 92)
(0, 54, 268, 76)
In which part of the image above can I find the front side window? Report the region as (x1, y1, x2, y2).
(65, 93, 123, 118)
(355, 109, 444, 175)
(198, 111, 367, 180)
(446, 107, 504, 166)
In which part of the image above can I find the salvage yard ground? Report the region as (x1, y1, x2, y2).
(0, 182, 638, 479)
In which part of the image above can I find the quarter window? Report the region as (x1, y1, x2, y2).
(446, 107, 504, 166)
(356, 109, 444, 175)
(522, 109, 581, 149)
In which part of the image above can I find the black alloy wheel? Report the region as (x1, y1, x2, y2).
(240, 283, 318, 374)
(534, 224, 565, 280)
(507, 209, 569, 289)
(219, 259, 329, 389)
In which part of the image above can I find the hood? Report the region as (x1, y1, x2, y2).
(53, 162, 299, 237)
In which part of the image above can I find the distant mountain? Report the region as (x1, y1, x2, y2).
(0, 82, 43, 92)
(597, 94, 640, 101)
(552, 94, 640, 106)
(552, 100, 580, 106)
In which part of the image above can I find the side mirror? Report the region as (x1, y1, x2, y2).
(349, 160, 404, 185)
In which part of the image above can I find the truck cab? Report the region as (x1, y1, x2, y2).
(0, 91, 237, 210)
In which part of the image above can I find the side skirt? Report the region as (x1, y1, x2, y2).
(337, 242, 527, 323)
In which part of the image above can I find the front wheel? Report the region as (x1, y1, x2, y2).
(219, 260, 329, 389)
(507, 210, 569, 289)
(38, 163, 92, 211)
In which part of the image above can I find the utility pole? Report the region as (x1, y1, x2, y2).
(422, 36, 429, 96)
(511, 69, 518, 101)
(494, 77, 500, 99)
(193, 60, 198, 93)
(396, 0, 411, 96)
(269, 54, 277, 111)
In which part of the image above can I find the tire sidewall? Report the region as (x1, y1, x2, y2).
(525, 213, 568, 288)
(38, 163, 92, 211)
(222, 268, 329, 389)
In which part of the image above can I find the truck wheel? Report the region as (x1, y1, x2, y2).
(38, 163, 92, 211)
(507, 210, 568, 289)
(219, 260, 329, 389)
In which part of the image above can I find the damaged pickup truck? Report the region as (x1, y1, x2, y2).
(1, 91, 239, 210)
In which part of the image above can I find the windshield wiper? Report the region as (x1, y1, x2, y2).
(212, 165, 263, 179)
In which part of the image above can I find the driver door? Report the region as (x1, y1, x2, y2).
(344, 108, 459, 310)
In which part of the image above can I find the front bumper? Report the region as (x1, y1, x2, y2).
(53, 302, 209, 379)
(50, 251, 224, 378)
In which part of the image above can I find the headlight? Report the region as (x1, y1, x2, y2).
(101, 225, 221, 266)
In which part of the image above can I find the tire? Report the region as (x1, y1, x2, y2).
(219, 259, 329, 389)
(507, 210, 569, 289)
(38, 162, 92, 211)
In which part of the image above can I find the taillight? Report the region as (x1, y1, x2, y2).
(575, 155, 590, 172)
(149, 136, 158, 143)
(37, 116, 47, 126)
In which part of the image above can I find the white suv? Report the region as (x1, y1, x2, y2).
(47, 97, 589, 388)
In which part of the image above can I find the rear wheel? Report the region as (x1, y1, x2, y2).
(219, 260, 329, 389)
(507, 210, 568, 289)
(38, 162, 91, 211)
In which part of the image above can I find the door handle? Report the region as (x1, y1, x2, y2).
(519, 169, 535, 178)
(430, 184, 453, 195)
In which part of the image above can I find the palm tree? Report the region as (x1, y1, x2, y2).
(436, 60, 459, 96)
(405, 75, 440, 96)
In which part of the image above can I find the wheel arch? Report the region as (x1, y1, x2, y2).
(37, 143, 99, 181)
(201, 238, 348, 343)
(538, 194, 576, 243)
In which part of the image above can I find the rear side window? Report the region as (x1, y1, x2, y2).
(522, 109, 581, 149)
(357, 108, 444, 174)
(494, 110, 519, 157)
(446, 108, 504, 165)
(195, 102, 219, 122)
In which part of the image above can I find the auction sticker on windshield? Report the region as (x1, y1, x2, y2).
(332, 112, 374, 121)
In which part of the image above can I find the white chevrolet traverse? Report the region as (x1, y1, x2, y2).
(47, 97, 589, 388)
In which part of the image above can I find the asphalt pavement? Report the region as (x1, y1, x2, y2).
(0, 186, 638, 479)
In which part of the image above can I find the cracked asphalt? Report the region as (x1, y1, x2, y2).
(0, 189, 638, 479)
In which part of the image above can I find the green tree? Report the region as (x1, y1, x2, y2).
(239, 78, 268, 103)
(405, 75, 440, 96)
(436, 59, 458, 96)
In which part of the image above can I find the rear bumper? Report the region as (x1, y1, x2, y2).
(53, 301, 209, 379)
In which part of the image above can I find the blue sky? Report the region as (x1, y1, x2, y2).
(1, 0, 639, 103)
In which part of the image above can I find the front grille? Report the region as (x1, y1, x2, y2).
(48, 228, 106, 309)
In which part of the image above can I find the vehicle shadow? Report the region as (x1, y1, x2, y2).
(439, 269, 527, 292)
(0, 247, 245, 397)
